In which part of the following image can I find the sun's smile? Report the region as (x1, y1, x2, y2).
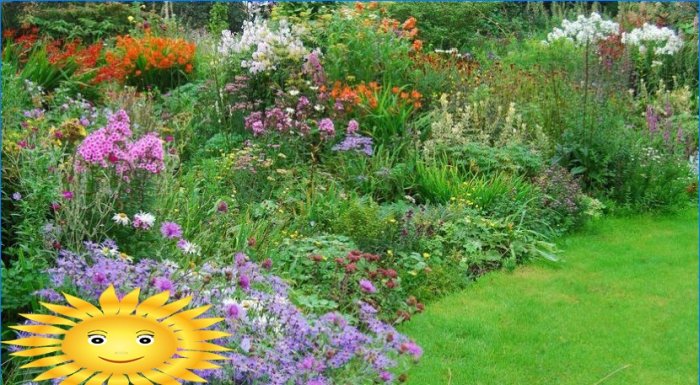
(98, 356, 144, 364)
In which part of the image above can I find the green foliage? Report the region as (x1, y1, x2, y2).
(208, 2, 230, 35)
(386, 2, 517, 51)
(321, 9, 416, 86)
(18, 2, 138, 42)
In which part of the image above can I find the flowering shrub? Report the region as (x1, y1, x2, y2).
(45, 39, 103, 76)
(276, 234, 424, 321)
(76, 109, 165, 179)
(621, 23, 684, 55)
(544, 13, 620, 46)
(219, 18, 308, 74)
(96, 34, 196, 90)
(32, 243, 421, 384)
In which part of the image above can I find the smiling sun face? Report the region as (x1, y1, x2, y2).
(5, 285, 230, 385)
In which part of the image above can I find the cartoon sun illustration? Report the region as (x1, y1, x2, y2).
(5, 285, 230, 385)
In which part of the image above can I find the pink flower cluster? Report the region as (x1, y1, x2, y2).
(76, 110, 165, 178)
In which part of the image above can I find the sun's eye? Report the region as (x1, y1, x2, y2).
(88, 335, 106, 345)
(137, 335, 154, 345)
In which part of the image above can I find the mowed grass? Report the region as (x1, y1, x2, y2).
(400, 207, 698, 385)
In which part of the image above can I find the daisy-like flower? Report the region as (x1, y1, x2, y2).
(177, 239, 201, 255)
(101, 245, 119, 257)
(133, 212, 156, 230)
(11, 192, 22, 201)
(112, 213, 130, 226)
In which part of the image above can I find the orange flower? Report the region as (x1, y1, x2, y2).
(412, 39, 423, 51)
(400, 92, 409, 100)
(402, 17, 416, 30)
(185, 64, 193, 73)
(135, 70, 142, 76)
(355, 2, 364, 11)
(368, 2, 378, 10)
(411, 90, 422, 100)
(391, 86, 400, 94)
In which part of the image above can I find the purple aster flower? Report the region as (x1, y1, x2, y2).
(11, 192, 21, 201)
(238, 274, 250, 290)
(160, 221, 183, 239)
(223, 300, 243, 319)
(62, 191, 74, 200)
(359, 279, 377, 294)
(235, 252, 247, 266)
(379, 371, 393, 382)
(35, 288, 62, 303)
(153, 277, 173, 291)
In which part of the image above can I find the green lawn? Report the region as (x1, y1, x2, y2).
(400, 208, 699, 385)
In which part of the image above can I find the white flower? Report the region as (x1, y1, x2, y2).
(112, 213, 130, 226)
(219, 18, 310, 74)
(621, 23, 683, 56)
(133, 212, 156, 230)
(545, 12, 619, 46)
(314, 104, 325, 112)
(101, 245, 119, 257)
(285, 107, 295, 114)
(288, 89, 300, 96)
(177, 240, 201, 255)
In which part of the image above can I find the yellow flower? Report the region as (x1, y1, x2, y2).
(387, 249, 393, 256)
(422, 252, 431, 259)
(128, 15, 135, 22)
(409, 271, 418, 276)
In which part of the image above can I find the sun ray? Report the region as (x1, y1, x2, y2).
(10, 324, 67, 335)
(107, 373, 129, 385)
(63, 293, 103, 317)
(40, 302, 92, 320)
(178, 340, 230, 352)
(188, 318, 225, 330)
(159, 359, 207, 382)
(5, 336, 63, 347)
(189, 330, 231, 342)
(20, 354, 72, 368)
(84, 372, 111, 385)
(58, 368, 93, 385)
(175, 351, 229, 361)
(34, 362, 82, 381)
(127, 373, 155, 385)
(20, 313, 76, 326)
(9, 346, 62, 357)
(134, 291, 171, 317)
(99, 285, 121, 315)
(167, 357, 220, 370)
(146, 297, 192, 320)
(140, 369, 182, 385)
(118, 288, 141, 315)
(164, 305, 211, 323)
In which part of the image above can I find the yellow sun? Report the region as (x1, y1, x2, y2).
(4, 285, 230, 385)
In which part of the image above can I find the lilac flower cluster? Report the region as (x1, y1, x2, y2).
(35, 243, 421, 384)
(303, 49, 326, 86)
(76, 110, 165, 179)
(332, 134, 374, 156)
